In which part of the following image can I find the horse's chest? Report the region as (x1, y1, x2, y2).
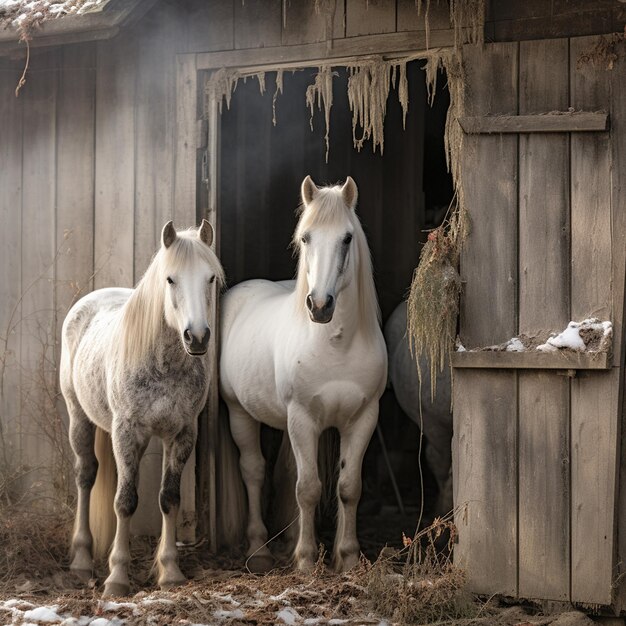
(116, 363, 208, 434)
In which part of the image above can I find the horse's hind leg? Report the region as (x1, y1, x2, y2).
(333, 401, 378, 572)
(67, 395, 98, 578)
(156, 424, 195, 589)
(228, 403, 273, 572)
(103, 422, 149, 597)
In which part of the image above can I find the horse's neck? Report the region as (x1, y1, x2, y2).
(150, 321, 189, 372)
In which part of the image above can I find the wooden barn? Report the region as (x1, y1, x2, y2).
(1, 0, 626, 613)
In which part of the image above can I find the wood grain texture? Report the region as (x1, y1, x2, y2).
(94, 37, 135, 291)
(281, 0, 344, 45)
(569, 35, 617, 606)
(20, 60, 58, 494)
(612, 39, 626, 615)
(235, 0, 282, 49)
(517, 38, 570, 601)
(0, 67, 23, 468)
(453, 370, 517, 596)
(518, 371, 570, 600)
(459, 42, 518, 348)
(346, 0, 395, 36)
(459, 112, 608, 134)
(196, 29, 455, 70)
(452, 351, 610, 370)
(396, 0, 450, 33)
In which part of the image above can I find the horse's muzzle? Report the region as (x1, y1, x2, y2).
(184, 326, 210, 355)
(306, 293, 335, 324)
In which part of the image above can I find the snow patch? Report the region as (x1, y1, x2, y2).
(537, 319, 612, 353)
(22, 606, 62, 623)
(505, 337, 525, 352)
(277, 607, 301, 625)
(213, 608, 245, 620)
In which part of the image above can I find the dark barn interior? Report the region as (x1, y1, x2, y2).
(217, 61, 454, 555)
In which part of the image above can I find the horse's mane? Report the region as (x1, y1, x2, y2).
(112, 229, 224, 375)
(293, 184, 380, 337)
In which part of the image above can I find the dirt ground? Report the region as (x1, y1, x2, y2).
(0, 511, 619, 626)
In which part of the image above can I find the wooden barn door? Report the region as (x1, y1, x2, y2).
(453, 36, 626, 606)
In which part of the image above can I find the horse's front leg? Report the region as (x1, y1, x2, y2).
(103, 423, 148, 597)
(156, 424, 195, 589)
(287, 409, 321, 572)
(333, 401, 378, 572)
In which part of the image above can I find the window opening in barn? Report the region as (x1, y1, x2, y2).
(216, 61, 453, 558)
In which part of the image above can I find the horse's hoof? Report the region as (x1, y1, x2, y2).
(246, 554, 275, 573)
(295, 558, 315, 573)
(102, 581, 130, 597)
(69, 566, 93, 582)
(333, 555, 358, 573)
(159, 574, 186, 590)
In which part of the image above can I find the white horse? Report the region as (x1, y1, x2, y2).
(219, 176, 387, 572)
(60, 221, 223, 596)
(384, 300, 452, 516)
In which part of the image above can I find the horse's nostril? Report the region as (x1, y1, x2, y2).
(202, 327, 211, 346)
(306, 295, 314, 311)
(325, 295, 334, 309)
(184, 329, 192, 343)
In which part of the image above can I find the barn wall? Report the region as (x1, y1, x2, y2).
(0, 0, 452, 536)
(453, 35, 626, 607)
(1, 0, 625, 553)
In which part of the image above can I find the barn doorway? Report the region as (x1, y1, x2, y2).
(216, 60, 454, 558)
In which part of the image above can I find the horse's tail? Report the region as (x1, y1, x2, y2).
(216, 401, 247, 549)
(90, 428, 117, 561)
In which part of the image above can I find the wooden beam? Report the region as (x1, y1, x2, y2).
(459, 112, 609, 134)
(452, 351, 611, 370)
(195, 30, 454, 70)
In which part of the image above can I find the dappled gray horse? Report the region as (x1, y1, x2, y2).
(384, 300, 452, 516)
(60, 221, 223, 596)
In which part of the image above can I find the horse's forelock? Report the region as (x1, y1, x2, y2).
(293, 183, 380, 335)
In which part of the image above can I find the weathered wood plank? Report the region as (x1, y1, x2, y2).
(195, 30, 456, 70)
(235, 0, 282, 50)
(612, 37, 626, 615)
(518, 371, 570, 600)
(55, 43, 96, 346)
(459, 42, 518, 348)
(0, 67, 23, 477)
(569, 35, 617, 606)
(459, 112, 608, 134)
(186, 0, 234, 53)
(94, 38, 135, 291)
(20, 61, 58, 496)
(281, 0, 344, 45)
(453, 370, 517, 596)
(455, 42, 519, 597)
(396, 0, 450, 33)
(346, 0, 396, 37)
(517, 38, 570, 601)
(452, 351, 610, 370)
(571, 368, 619, 606)
(174, 53, 200, 542)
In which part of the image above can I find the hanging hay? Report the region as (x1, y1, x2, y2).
(346, 59, 409, 154)
(305, 65, 337, 161)
(204, 68, 242, 114)
(407, 196, 468, 400)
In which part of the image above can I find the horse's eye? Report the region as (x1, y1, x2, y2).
(343, 233, 353, 245)
(301, 236, 308, 244)
(209, 275, 215, 284)
(166, 277, 174, 285)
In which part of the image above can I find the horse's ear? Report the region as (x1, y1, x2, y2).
(162, 221, 177, 249)
(341, 176, 358, 210)
(198, 219, 214, 247)
(301, 175, 318, 205)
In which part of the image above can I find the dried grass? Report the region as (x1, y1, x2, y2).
(577, 29, 626, 71)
